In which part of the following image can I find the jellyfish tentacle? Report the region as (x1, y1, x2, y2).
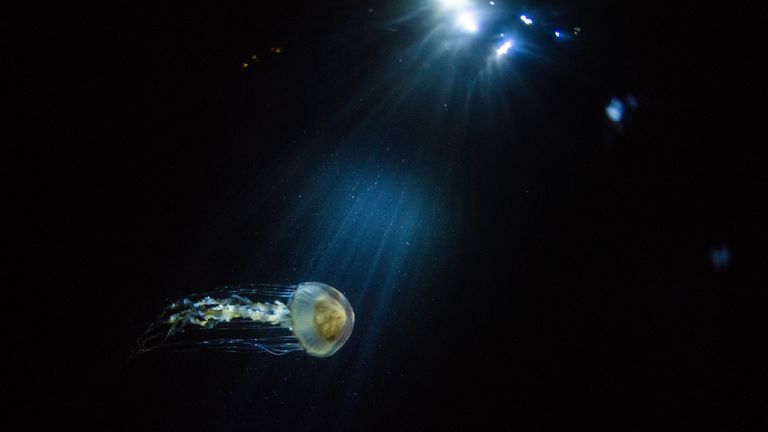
(137, 290, 293, 353)
(212, 284, 296, 298)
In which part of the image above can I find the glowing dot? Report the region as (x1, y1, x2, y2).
(242, 62, 249, 68)
(489, 1, 495, 4)
(457, 13, 478, 33)
(520, 15, 533, 25)
(555, 31, 561, 37)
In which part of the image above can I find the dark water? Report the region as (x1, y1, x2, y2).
(15, 1, 764, 430)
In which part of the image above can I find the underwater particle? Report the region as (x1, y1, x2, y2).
(520, 15, 533, 25)
(496, 40, 513, 56)
(606, 97, 625, 123)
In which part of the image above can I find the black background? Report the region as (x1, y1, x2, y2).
(12, 1, 766, 430)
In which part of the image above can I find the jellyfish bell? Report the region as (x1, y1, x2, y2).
(289, 282, 355, 357)
(136, 282, 355, 357)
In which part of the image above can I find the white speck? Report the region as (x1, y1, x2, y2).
(496, 40, 513, 56)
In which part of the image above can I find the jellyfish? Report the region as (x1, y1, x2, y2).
(137, 282, 355, 357)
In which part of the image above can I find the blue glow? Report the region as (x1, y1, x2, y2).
(626, 93, 639, 109)
(606, 97, 625, 123)
(554, 30, 561, 38)
(520, 15, 533, 25)
(711, 246, 731, 270)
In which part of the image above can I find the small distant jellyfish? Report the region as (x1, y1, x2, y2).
(710, 245, 731, 271)
(137, 282, 355, 357)
(606, 97, 626, 124)
(606, 94, 641, 125)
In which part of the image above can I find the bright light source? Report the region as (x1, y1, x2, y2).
(520, 15, 533, 25)
(457, 13, 478, 33)
(489, 1, 495, 4)
(554, 30, 561, 38)
(496, 40, 513, 56)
